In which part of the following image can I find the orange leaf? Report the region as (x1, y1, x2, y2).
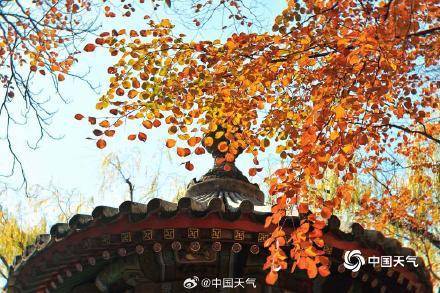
(166, 139, 176, 148)
(129, 30, 138, 37)
(298, 203, 309, 214)
(313, 220, 326, 230)
(305, 246, 318, 257)
(298, 222, 310, 234)
(298, 257, 307, 270)
(217, 141, 228, 152)
(128, 134, 136, 140)
(188, 137, 200, 147)
(74, 114, 84, 120)
(99, 120, 110, 128)
(104, 130, 115, 137)
(321, 206, 332, 219)
(318, 265, 330, 277)
(309, 229, 323, 238)
(84, 43, 96, 52)
(153, 119, 161, 127)
(264, 237, 274, 248)
(194, 147, 205, 155)
(96, 139, 106, 149)
(138, 132, 147, 142)
(177, 147, 185, 157)
(215, 157, 225, 165)
(225, 153, 235, 162)
(313, 238, 324, 247)
(358, 133, 368, 145)
(177, 147, 190, 157)
(203, 137, 214, 147)
(128, 90, 138, 99)
(88, 117, 96, 125)
(264, 216, 273, 228)
(185, 161, 194, 171)
(306, 258, 318, 278)
(265, 271, 278, 285)
(318, 256, 330, 266)
(142, 120, 153, 129)
(337, 184, 354, 203)
(277, 236, 287, 247)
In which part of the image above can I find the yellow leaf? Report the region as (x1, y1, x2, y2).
(160, 19, 172, 28)
(330, 131, 339, 140)
(203, 137, 214, 147)
(342, 144, 353, 154)
(334, 105, 345, 120)
(215, 131, 224, 139)
(389, 60, 397, 71)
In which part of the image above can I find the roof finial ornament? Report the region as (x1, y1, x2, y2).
(184, 125, 264, 203)
(202, 125, 243, 161)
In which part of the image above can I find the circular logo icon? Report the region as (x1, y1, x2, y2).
(343, 250, 366, 272)
(183, 276, 199, 289)
(200, 278, 211, 288)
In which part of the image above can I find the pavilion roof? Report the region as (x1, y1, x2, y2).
(6, 194, 432, 292)
(5, 134, 434, 292)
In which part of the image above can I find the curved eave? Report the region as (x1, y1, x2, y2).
(6, 197, 433, 293)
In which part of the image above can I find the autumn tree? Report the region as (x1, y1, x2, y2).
(100, 149, 186, 202)
(312, 148, 439, 283)
(0, 208, 46, 281)
(77, 0, 439, 285)
(0, 0, 98, 192)
(0, 146, 187, 282)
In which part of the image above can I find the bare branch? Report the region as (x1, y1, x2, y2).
(0, 0, 99, 192)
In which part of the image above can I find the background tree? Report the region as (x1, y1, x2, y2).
(0, 0, 98, 192)
(100, 149, 186, 203)
(79, 0, 439, 285)
(312, 148, 440, 283)
(0, 208, 46, 281)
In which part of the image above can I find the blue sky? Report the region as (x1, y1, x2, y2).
(1, 1, 286, 227)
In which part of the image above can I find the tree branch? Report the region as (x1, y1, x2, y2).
(0, 254, 9, 279)
(386, 123, 440, 144)
(407, 26, 440, 38)
(0, 255, 8, 268)
(109, 158, 135, 202)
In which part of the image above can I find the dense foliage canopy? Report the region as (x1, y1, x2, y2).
(2, 0, 438, 285)
(77, 0, 439, 283)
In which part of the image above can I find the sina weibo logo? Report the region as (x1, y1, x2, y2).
(343, 250, 366, 272)
(183, 276, 199, 289)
